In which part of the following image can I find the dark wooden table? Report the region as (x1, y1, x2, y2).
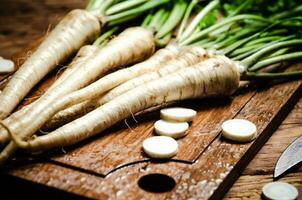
(0, 1, 301, 199)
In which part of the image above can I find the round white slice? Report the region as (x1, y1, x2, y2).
(154, 119, 189, 139)
(0, 58, 14, 74)
(262, 182, 299, 200)
(160, 107, 197, 122)
(221, 119, 257, 142)
(143, 136, 178, 159)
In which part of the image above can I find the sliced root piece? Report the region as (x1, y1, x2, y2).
(154, 119, 188, 139)
(143, 136, 178, 159)
(262, 182, 299, 200)
(160, 107, 196, 122)
(0, 58, 14, 74)
(221, 119, 257, 142)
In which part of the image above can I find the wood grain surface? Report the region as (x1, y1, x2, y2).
(0, 1, 302, 200)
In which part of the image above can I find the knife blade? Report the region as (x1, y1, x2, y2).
(274, 134, 302, 179)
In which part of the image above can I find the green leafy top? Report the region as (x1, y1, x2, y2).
(197, 9, 217, 30)
(222, 0, 301, 16)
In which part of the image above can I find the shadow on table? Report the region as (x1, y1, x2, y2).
(0, 174, 90, 200)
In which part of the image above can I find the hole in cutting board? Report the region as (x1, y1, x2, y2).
(138, 173, 176, 193)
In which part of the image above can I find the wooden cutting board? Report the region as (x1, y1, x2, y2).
(0, 40, 301, 199)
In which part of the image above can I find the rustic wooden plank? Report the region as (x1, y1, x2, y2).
(244, 124, 302, 175)
(5, 158, 192, 200)
(0, 0, 87, 58)
(283, 99, 302, 124)
(85, 161, 190, 200)
(6, 162, 107, 199)
(6, 159, 301, 200)
(224, 173, 302, 199)
(51, 118, 154, 175)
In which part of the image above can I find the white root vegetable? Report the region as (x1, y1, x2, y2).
(0, 9, 101, 119)
(0, 142, 15, 166)
(0, 27, 155, 162)
(221, 119, 257, 142)
(0, 58, 14, 74)
(44, 46, 209, 130)
(48, 45, 99, 91)
(42, 100, 96, 131)
(42, 44, 180, 130)
(2, 36, 165, 139)
(0, 45, 98, 146)
(98, 46, 209, 105)
(143, 136, 179, 159)
(160, 107, 197, 122)
(7, 55, 240, 151)
(154, 119, 189, 139)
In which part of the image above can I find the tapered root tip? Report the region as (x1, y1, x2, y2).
(0, 121, 29, 149)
